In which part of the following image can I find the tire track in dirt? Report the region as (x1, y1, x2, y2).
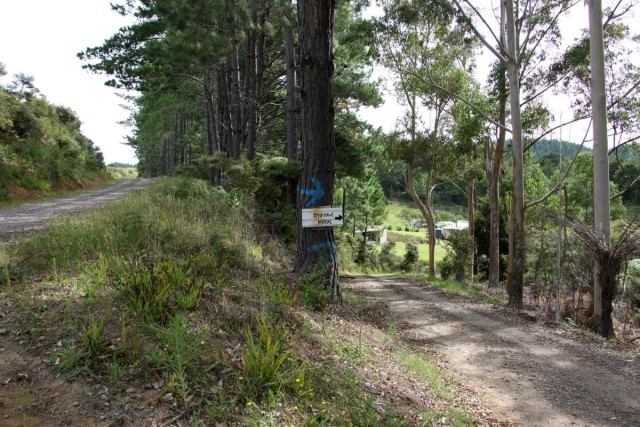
(345, 275, 640, 426)
(0, 179, 152, 240)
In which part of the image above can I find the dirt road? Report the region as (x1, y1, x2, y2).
(345, 276, 640, 426)
(0, 179, 152, 240)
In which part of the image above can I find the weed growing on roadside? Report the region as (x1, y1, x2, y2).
(80, 317, 107, 360)
(149, 314, 198, 406)
(241, 314, 312, 401)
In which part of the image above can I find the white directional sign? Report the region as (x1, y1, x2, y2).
(301, 206, 344, 228)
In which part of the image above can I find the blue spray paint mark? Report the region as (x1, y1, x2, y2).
(308, 241, 337, 266)
(308, 241, 336, 252)
(300, 176, 325, 208)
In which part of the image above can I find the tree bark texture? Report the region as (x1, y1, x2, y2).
(295, 0, 339, 302)
(588, 0, 611, 333)
(406, 166, 436, 276)
(505, 0, 525, 309)
(485, 81, 506, 289)
(285, 2, 298, 206)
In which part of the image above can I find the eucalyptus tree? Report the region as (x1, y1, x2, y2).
(374, 0, 475, 275)
(544, 0, 639, 334)
(451, 83, 491, 280)
(449, 0, 580, 307)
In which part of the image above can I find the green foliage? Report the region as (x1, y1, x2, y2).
(149, 314, 198, 405)
(473, 197, 508, 281)
(241, 315, 311, 401)
(438, 230, 472, 281)
(80, 317, 107, 360)
(0, 73, 105, 198)
(299, 269, 333, 311)
(108, 257, 207, 323)
(401, 243, 419, 271)
(626, 259, 640, 308)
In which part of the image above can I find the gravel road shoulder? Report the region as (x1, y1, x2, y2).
(345, 275, 640, 427)
(0, 179, 152, 240)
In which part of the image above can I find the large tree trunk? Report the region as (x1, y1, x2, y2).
(505, 0, 525, 309)
(295, 0, 339, 302)
(588, 0, 612, 335)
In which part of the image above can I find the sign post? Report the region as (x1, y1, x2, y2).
(301, 206, 344, 228)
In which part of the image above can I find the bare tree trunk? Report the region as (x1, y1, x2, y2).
(467, 178, 475, 282)
(227, 0, 243, 160)
(505, 0, 525, 309)
(406, 166, 436, 276)
(588, 0, 612, 335)
(285, 1, 298, 205)
(246, 19, 258, 160)
(295, 0, 339, 302)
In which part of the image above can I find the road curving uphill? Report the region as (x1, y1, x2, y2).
(0, 178, 152, 240)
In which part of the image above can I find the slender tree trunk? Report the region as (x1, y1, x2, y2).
(227, 0, 243, 160)
(486, 79, 506, 289)
(588, 0, 612, 335)
(505, 0, 525, 309)
(406, 166, 436, 276)
(467, 178, 475, 282)
(285, 1, 298, 205)
(246, 20, 258, 160)
(295, 0, 339, 302)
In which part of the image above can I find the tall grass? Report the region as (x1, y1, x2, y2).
(14, 177, 252, 276)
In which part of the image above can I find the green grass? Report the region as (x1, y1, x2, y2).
(2, 177, 485, 425)
(388, 241, 447, 264)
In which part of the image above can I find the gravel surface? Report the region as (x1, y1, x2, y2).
(345, 275, 640, 427)
(0, 179, 152, 240)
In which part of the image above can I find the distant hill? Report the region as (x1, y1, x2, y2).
(528, 139, 590, 159)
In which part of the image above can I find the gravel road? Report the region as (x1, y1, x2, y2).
(345, 275, 640, 426)
(0, 178, 152, 240)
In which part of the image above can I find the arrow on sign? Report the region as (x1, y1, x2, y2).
(300, 176, 324, 208)
(334, 215, 343, 221)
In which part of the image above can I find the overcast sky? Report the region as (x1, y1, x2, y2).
(0, 0, 136, 164)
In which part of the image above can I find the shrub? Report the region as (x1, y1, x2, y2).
(379, 242, 400, 271)
(438, 230, 473, 281)
(401, 243, 419, 272)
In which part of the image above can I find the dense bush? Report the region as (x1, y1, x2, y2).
(438, 230, 473, 281)
(400, 243, 419, 272)
(0, 78, 106, 199)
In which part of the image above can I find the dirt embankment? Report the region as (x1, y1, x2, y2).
(0, 179, 152, 240)
(345, 276, 640, 427)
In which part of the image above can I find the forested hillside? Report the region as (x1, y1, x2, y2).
(0, 64, 106, 200)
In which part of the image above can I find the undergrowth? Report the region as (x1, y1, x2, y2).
(1, 177, 480, 426)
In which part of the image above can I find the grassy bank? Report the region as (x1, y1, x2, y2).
(0, 177, 484, 425)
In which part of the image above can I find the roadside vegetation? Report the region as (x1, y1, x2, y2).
(0, 65, 108, 202)
(0, 177, 493, 425)
(107, 163, 138, 179)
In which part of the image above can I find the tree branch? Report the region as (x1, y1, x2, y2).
(452, 0, 508, 62)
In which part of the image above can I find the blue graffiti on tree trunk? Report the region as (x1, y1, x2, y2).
(300, 176, 325, 208)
